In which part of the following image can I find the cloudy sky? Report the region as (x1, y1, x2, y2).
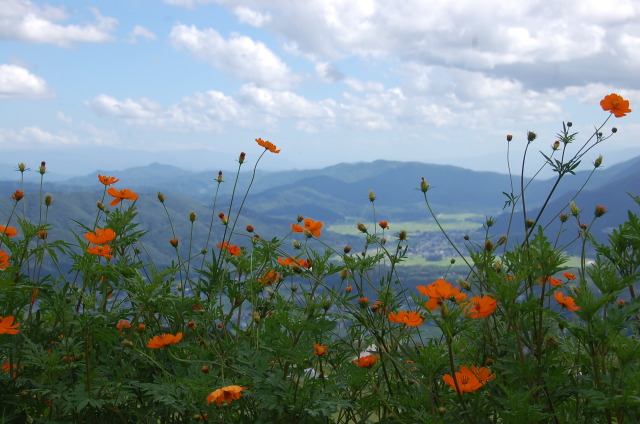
(1, 0, 638, 177)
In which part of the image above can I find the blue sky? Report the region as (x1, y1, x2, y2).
(1, 0, 638, 177)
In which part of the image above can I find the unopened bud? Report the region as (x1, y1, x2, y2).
(420, 177, 430, 193)
(594, 205, 606, 218)
(552, 141, 560, 150)
(170, 238, 179, 248)
(344, 245, 351, 253)
(618, 300, 626, 308)
(463, 234, 470, 241)
(570, 201, 579, 217)
(527, 131, 537, 142)
(44, 194, 52, 206)
(357, 222, 367, 233)
(358, 297, 369, 308)
(497, 235, 508, 246)
(246, 225, 254, 233)
(293, 240, 301, 249)
(239, 152, 246, 164)
(345, 284, 352, 293)
(341, 269, 349, 280)
(368, 189, 376, 202)
(157, 192, 165, 203)
(506, 134, 513, 142)
(189, 211, 196, 222)
(459, 279, 471, 291)
(18, 163, 26, 172)
(611, 127, 617, 133)
(201, 365, 210, 373)
(566, 122, 572, 127)
(485, 239, 494, 251)
(594, 155, 603, 168)
(97, 202, 105, 211)
(486, 217, 495, 227)
(39, 161, 46, 175)
(398, 230, 407, 241)
(525, 219, 535, 228)
(216, 170, 223, 183)
(559, 213, 569, 223)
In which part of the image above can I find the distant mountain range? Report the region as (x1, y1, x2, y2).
(2, 156, 639, 265)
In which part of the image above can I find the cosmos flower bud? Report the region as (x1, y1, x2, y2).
(497, 235, 508, 246)
(594, 155, 603, 168)
(594, 205, 607, 218)
(341, 269, 349, 280)
(486, 217, 495, 227)
(527, 131, 537, 142)
(566, 122, 572, 127)
(368, 189, 376, 202)
(157, 192, 165, 203)
(559, 213, 569, 223)
(297, 215, 304, 223)
(189, 211, 196, 222)
(459, 279, 471, 291)
(463, 234, 470, 241)
(398, 230, 407, 240)
(218, 212, 228, 225)
(420, 177, 430, 193)
(18, 163, 26, 172)
(525, 219, 535, 228)
(611, 127, 617, 133)
(344, 245, 351, 253)
(246, 225, 254, 233)
(552, 141, 560, 150)
(97, 202, 105, 211)
(345, 284, 352, 293)
(44, 194, 52, 206)
(39, 161, 46, 175)
(170, 238, 179, 248)
(358, 297, 369, 308)
(216, 170, 223, 183)
(293, 240, 301, 249)
(570, 201, 579, 217)
(506, 134, 513, 142)
(357, 223, 367, 233)
(485, 239, 494, 251)
(11, 190, 24, 201)
(239, 152, 246, 164)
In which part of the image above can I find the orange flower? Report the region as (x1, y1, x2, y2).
(416, 279, 467, 311)
(37, 230, 47, 240)
(107, 188, 138, 206)
(539, 276, 563, 287)
(314, 343, 328, 355)
(98, 174, 120, 186)
(388, 310, 424, 327)
(600, 93, 632, 118)
(0, 316, 20, 335)
(255, 138, 280, 153)
(278, 257, 311, 268)
(86, 245, 114, 259)
(147, 332, 183, 348)
(2, 362, 23, 378)
(216, 241, 241, 257)
(170, 238, 179, 248)
(0, 226, 18, 238)
(0, 250, 11, 269)
(443, 366, 494, 394)
(353, 354, 379, 368)
(291, 223, 304, 233)
(303, 218, 323, 238)
(378, 220, 389, 230)
(554, 291, 580, 311)
(466, 296, 498, 319)
(206, 385, 248, 406)
(563, 272, 576, 281)
(116, 320, 131, 331)
(84, 228, 116, 244)
(258, 270, 281, 286)
(11, 190, 24, 201)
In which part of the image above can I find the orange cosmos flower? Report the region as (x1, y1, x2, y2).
(353, 354, 379, 368)
(216, 241, 241, 257)
(388, 310, 424, 327)
(258, 270, 281, 286)
(539, 276, 563, 287)
(554, 291, 580, 311)
(466, 296, 498, 319)
(2, 362, 23, 378)
(416, 279, 467, 311)
(116, 320, 131, 331)
(378, 220, 389, 230)
(169, 238, 179, 248)
(11, 190, 24, 201)
(255, 138, 280, 153)
(206, 385, 248, 406)
(314, 343, 328, 356)
(278, 257, 311, 268)
(600, 93, 632, 118)
(98, 174, 120, 186)
(84, 228, 116, 244)
(107, 188, 139, 206)
(443, 366, 494, 394)
(147, 332, 183, 348)
(562, 272, 576, 281)
(291, 223, 304, 233)
(0, 316, 20, 335)
(0, 251, 11, 269)
(0, 226, 18, 238)
(86, 245, 114, 259)
(303, 218, 323, 238)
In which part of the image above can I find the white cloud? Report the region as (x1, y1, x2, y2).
(0, 1, 117, 47)
(127, 25, 156, 43)
(169, 24, 296, 90)
(0, 64, 53, 99)
(234, 6, 271, 27)
(0, 126, 79, 146)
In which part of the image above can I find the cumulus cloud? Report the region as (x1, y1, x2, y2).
(127, 25, 156, 43)
(0, 64, 53, 99)
(234, 6, 271, 27)
(0, 0, 117, 46)
(169, 24, 296, 90)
